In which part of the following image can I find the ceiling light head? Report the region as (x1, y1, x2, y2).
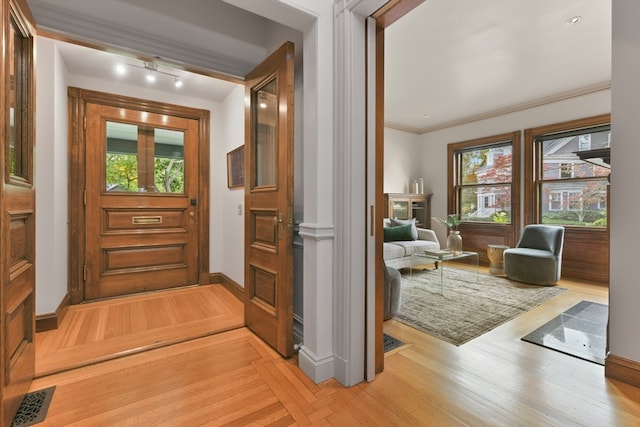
(423, 114, 431, 119)
(117, 61, 183, 88)
(566, 16, 582, 25)
(115, 64, 126, 76)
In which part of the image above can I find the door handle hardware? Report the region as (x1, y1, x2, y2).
(132, 216, 162, 225)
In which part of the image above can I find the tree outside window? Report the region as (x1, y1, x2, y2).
(105, 122, 185, 193)
(537, 128, 610, 228)
(456, 143, 513, 224)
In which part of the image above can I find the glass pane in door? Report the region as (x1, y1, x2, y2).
(154, 128, 185, 193)
(391, 201, 409, 219)
(8, 16, 27, 179)
(105, 121, 139, 191)
(254, 78, 277, 187)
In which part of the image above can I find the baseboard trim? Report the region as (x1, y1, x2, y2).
(36, 293, 71, 332)
(298, 346, 335, 384)
(209, 272, 244, 302)
(605, 353, 640, 388)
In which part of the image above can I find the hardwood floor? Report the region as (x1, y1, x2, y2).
(28, 278, 640, 426)
(35, 284, 244, 377)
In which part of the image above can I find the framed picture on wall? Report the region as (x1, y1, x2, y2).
(227, 145, 245, 188)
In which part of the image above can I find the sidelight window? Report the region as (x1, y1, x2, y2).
(7, 13, 34, 184)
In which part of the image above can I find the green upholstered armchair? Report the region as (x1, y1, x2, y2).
(503, 225, 565, 286)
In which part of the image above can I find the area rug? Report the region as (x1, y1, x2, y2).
(12, 386, 55, 427)
(383, 333, 405, 352)
(394, 268, 566, 346)
(521, 301, 608, 365)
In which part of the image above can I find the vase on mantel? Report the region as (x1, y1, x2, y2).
(447, 230, 463, 255)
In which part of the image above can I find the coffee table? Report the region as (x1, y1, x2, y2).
(411, 250, 479, 294)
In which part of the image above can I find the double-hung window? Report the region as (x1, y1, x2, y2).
(449, 132, 520, 226)
(534, 125, 610, 227)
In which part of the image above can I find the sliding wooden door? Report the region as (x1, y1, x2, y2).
(1, 0, 36, 424)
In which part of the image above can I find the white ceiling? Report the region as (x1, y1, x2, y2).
(54, 41, 241, 103)
(385, 0, 612, 133)
(27, 0, 612, 133)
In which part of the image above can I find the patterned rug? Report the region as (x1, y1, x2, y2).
(395, 268, 566, 345)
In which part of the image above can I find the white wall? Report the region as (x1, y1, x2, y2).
(211, 85, 245, 285)
(34, 38, 245, 314)
(610, 0, 640, 365)
(35, 38, 69, 314)
(388, 89, 612, 245)
(383, 127, 422, 194)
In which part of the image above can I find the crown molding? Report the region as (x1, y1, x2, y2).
(385, 81, 612, 135)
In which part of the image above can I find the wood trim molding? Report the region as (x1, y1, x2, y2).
(605, 354, 640, 388)
(374, 22, 385, 375)
(371, 0, 424, 28)
(209, 273, 244, 302)
(35, 293, 71, 332)
(386, 82, 611, 134)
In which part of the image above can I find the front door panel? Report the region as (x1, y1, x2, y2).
(85, 104, 199, 300)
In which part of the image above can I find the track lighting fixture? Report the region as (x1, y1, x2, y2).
(115, 61, 184, 88)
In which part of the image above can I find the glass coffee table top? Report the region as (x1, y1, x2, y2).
(411, 250, 479, 294)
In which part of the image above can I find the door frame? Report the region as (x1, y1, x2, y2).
(68, 88, 211, 304)
(370, 0, 426, 374)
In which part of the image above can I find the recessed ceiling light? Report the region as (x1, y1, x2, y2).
(566, 16, 582, 25)
(424, 114, 431, 119)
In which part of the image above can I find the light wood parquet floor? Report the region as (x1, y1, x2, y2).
(35, 284, 244, 377)
(29, 278, 640, 426)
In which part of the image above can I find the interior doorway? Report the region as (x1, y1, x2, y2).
(68, 88, 211, 304)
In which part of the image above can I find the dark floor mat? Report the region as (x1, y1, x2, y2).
(12, 386, 55, 427)
(522, 301, 607, 365)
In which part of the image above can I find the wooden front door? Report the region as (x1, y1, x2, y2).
(1, 0, 36, 424)
(84, 103, 200, 300)
(244, 42, 295, 358)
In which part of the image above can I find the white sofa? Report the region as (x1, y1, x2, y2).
(383, 218, 440, 269)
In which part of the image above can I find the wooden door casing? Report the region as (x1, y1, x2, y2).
(68, 88, 211, 304)
(1, 0, 36, 424)
(244, 42, 295, 358)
